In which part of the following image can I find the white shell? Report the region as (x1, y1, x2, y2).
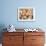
(7, 24, 16, 32)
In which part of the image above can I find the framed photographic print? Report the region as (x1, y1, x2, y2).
(18, 7, 35, 21)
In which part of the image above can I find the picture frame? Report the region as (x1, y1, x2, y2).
(18, 7, 35, 21)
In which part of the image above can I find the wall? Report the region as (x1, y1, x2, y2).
(0, 0, 46, 29)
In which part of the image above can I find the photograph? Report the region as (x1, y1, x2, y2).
(18, 7, 35, 21)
